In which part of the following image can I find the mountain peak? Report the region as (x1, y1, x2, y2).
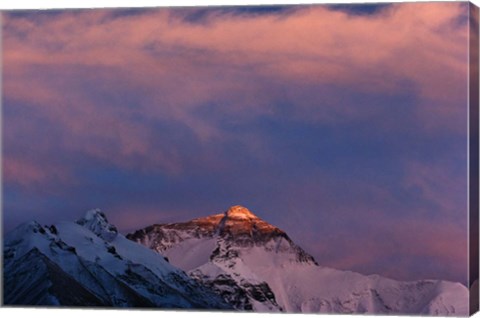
(128, 205, 318, 265)
(83, 208, 109, 223)
(218, 205, 286, 239)
(225, 205, 258, 220)
(76, 208, 118, 242)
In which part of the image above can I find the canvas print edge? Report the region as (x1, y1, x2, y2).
(1, 0, 479, 316)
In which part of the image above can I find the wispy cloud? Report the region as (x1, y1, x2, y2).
(2, 2, 470, 284)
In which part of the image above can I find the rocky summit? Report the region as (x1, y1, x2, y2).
(127, 205, 316, 263)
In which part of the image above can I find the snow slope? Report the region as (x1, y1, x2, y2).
(3, 209, 231, 309)
(128, 205, 469, 315)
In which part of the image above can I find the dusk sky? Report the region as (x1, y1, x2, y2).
(2, 2, 471, 285)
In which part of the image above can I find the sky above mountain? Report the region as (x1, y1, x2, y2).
(2, 2, 470, 285)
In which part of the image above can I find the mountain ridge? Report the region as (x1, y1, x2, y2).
(3, 206, 469, 314)
(127, 205, 469, 315)
(3, 209, 232, 309)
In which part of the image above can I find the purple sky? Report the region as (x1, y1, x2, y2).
(2, 2, 471, 285)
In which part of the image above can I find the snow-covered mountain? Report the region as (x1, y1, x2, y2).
(3, 209, 231, 309)
(127, 205, 469, 315)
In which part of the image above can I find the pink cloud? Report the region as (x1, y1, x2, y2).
(2, 2, 470, 187)
(4, 2, 468, 128)
(305, 215, 467, 282)
(3, 156, 72, 190)
(403, 160, 467, 219)
(270, 172, 468, 282)
(107, 204, 209, 233)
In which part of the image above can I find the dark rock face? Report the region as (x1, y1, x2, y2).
(127, 205, 317, 265)
(189, 271, 281, 312)
(190, 273, 254, 311)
